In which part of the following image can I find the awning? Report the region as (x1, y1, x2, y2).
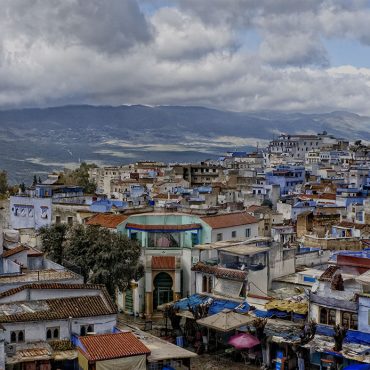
(228, 333, 260, 349)
(197, 309, 254, 332)
(265, 299, 308, 314)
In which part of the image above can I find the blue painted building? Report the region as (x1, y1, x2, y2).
(89, 199, 127, 213)
(266, 165, 305, 195)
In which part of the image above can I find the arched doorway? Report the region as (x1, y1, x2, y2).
(153, 272, 173, 309)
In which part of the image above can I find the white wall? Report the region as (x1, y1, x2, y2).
(10, 197, 52, 230)
(210, 223, 259, 242)
(248, 268, 268, 295)
(181, 248, 192, 297)
(276, 202, 292, 221)
(358, 297, 370, 334)
(3, 314, 116, 343)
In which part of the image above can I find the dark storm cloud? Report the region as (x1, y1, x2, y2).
(0, 0, 369, 114)
(1, 0, 152, 53)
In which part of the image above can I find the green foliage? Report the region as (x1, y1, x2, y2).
(40, 223, 143, 298)
(19, 183, 26, 193)
(63, 162, 97, 194)
(0, 171, 8, 196)
(261, 199, 273, 209)
(39, 224, 68, 264)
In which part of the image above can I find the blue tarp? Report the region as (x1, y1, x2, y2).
(317, 325, 370, 346)
(254, 309, 273, 318)
(208, 299, 239, 315)
(173, 294, 247, 315)
(344, 365, 370, 370)
(174, 294, 209, 310)
(235, 301, 251, 314)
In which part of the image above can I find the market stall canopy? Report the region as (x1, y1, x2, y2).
(265, 299, 308, 315)
(228, 333, 260, 350)
(197, 309, 254, 332)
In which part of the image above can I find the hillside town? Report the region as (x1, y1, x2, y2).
(1, 131, 370, 369)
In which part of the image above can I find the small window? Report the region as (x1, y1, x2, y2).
(18, 331, 24, 342)
(342, 312, 358, 330)
(231, 231, 237, 238)
(55, 215, 61, 224)
(10, 330, 24, 343)
(80, 324, 94, 336)
(67, 216, 73, 226)
(46, 326, 60, 340)
(202, 275, 207, 292)
(53, 328, 59, 339)
(245, 229, 251, 238)
(216, 233, 223, 242)
(10, 331, 17, 343)
(320, 307, 336, 325)
(208, 276, 213, 293)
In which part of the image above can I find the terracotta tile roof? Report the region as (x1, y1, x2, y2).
(152, 256, 175, 270)
(201, 212, 258, 229)
(0, 283, 116, 312)
(79, 332, 150, 361)
(337, 221, 368, 230)
(2, 245, 29, 258)
(191, 262, 247, 281)
(126, 223, 201, 231)
(153, 193, 180, 199)
(27, 247, 44, 257)
(319, 265, 340, 281)
(85, 213, 128, 228)
(299, 193, 336, 201)
(0, 295, 116, 323)
(247, 205, 270, 213)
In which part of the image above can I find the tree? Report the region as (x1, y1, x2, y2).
(64, 225, 142, 298)
(63, 162, 97, 194)
(32, 175, 38, 186)
(252, 318, 268, 341)
(88, 231, 142, 297)
(39, 223, 143, 299)
(0, 171, 8, 195)
(300, 319, 317, 345)
(39, 224, 68, 264)
(333, 324, 347, 352)
(261, 199, 273, 209)
(19, 183, 26, 193)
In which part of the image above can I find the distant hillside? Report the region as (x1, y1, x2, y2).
(0, 105, 369, 183)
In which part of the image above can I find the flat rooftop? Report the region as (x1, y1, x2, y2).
(195, 237, 271, 251)
(0, 269, 80, 284)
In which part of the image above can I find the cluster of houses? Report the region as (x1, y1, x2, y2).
(0, 131, 370, 368)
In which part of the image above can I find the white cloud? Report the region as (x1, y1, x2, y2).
(0, 0, 369, 115)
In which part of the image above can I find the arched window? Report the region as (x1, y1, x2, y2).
(46, 329, 52, 340)
(80, 326, 86, 336)
(53, 328, 59, 339)
(18, 331, 24, 342)
(10, 332, 16, 343)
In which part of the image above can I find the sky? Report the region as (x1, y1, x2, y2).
(1, 0, 370, 115)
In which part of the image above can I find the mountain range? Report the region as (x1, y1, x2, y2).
(0, 104, 369, 183)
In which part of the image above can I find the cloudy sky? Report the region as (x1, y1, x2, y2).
(1, 0, 370, 114)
